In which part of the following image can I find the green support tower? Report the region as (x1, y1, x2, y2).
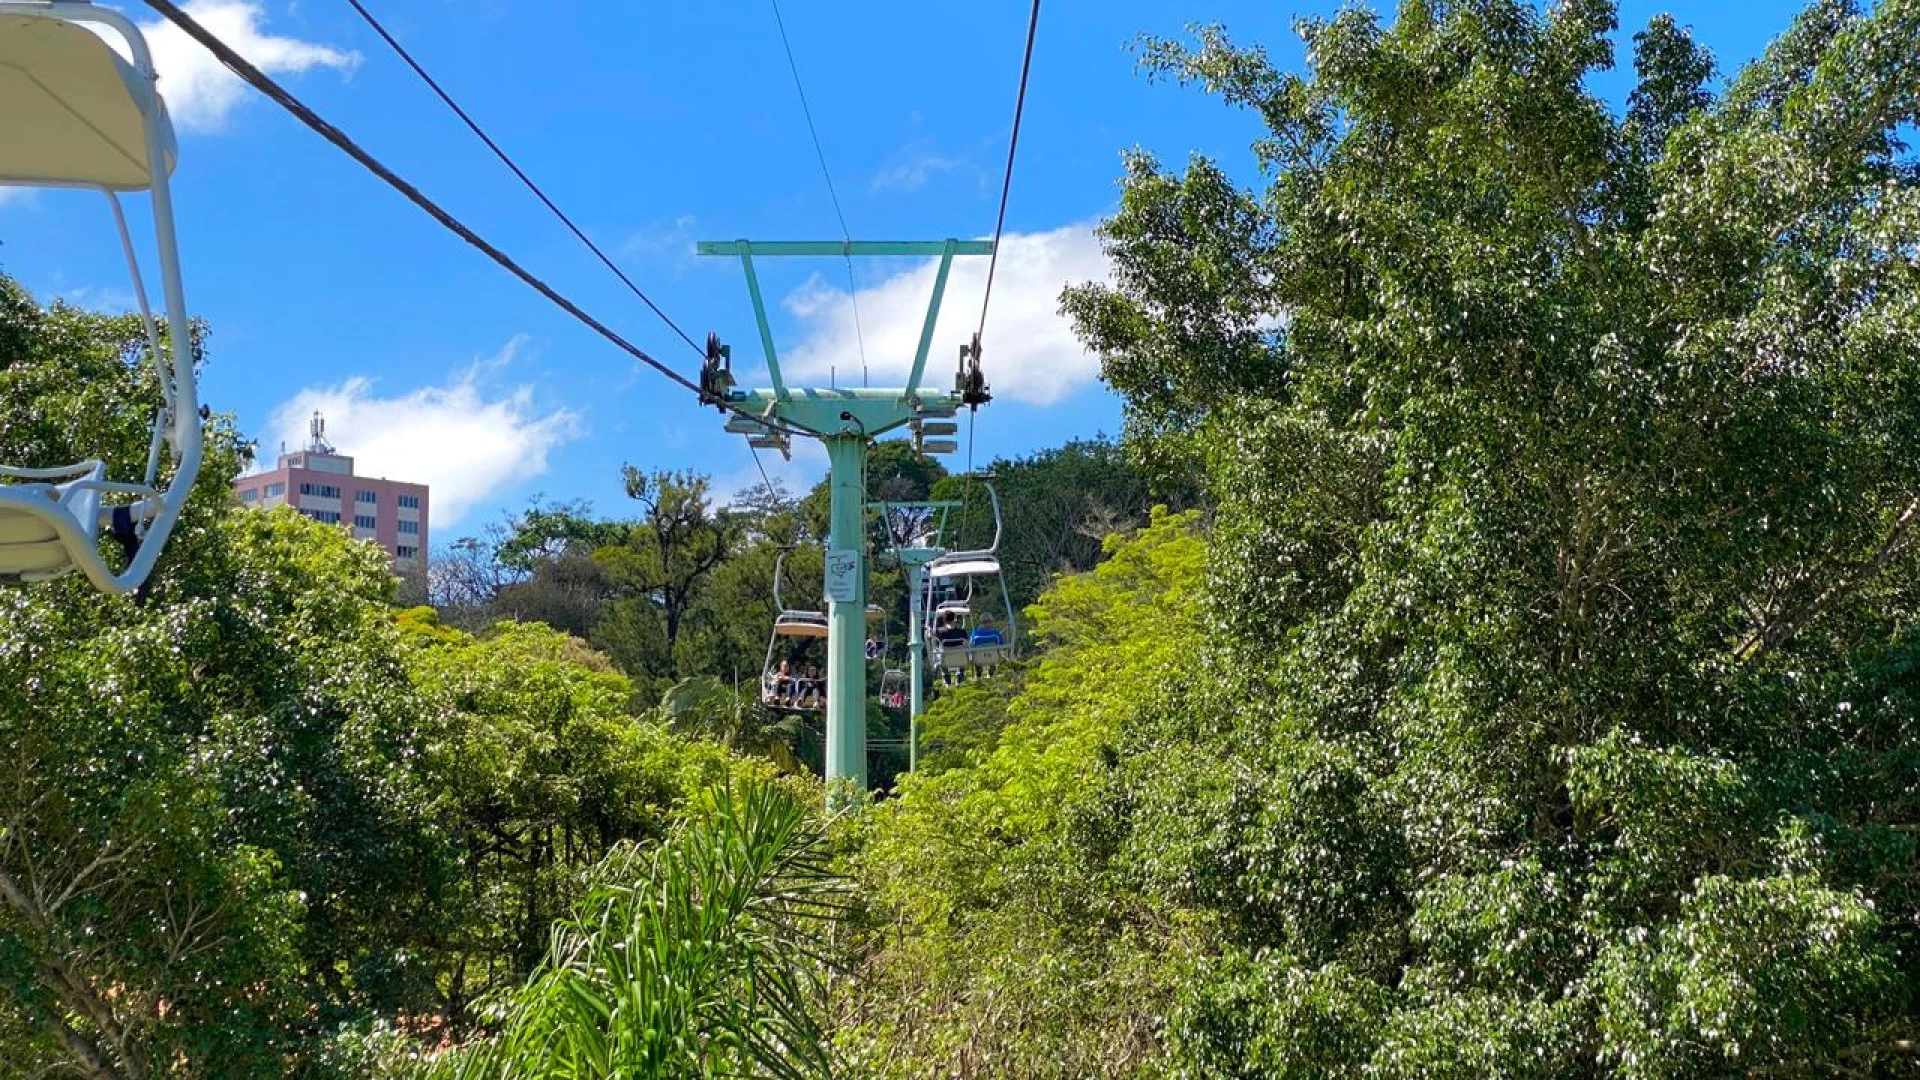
(869, 498, 962, 771)
(697, 239, 993, 803)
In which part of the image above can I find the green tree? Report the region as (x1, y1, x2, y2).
(840, 510, 1209, 1079)
(0, 278, 452, 1077)
(660, 675, 820, 776)
(930, 437, 1203, 614)
(1054, 0, 1920, 1073)
(593, 469, 733, 696)
(401, 619, 755, 1029)
(0, 278, 793, 1075)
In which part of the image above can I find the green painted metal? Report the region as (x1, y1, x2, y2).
(822, 434, 870, 796)
(696, 240, 994, 257)
(732, 389, 964, 441)
(907, 560, 926, 768)
(867, 498, 966, 771)
(736, 249, 787, 400)
(699, 239, 995, 801)
(906, 239, 958, 398)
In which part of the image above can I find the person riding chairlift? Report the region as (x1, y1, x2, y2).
(800, 664, 824, 709)
(774, 659, 796, 707)
(969, 614, 1004, 680)
(932, 612, 967, 686)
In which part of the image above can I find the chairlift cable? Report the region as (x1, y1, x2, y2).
(136, 0, 809, 440)
(747, 440, 780, 504)
(977, 0, 1042, 340)
(768, 0, 871, 387)
(342, 0, 705, 357)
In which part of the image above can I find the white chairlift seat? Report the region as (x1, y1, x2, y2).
(878, 669, 908, 709)
(759, 670, 825, 714)
(0, 3, 202, 594)
(925, 539, 1014, 675)
(932, 640, 1013, 673)
(0, 462, 108, 581)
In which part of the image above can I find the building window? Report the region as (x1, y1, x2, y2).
(397, 520, 419, 535)
(302, 509, 341, 524)
(356, 490, 377, 504)
(298, 482, 342, 499)
(264, 483, 285, 498)
(397, 494, 421, 510)
(238, 489, 258, 503)
(354, 514, 377, 529)
(396, 545, 419, 560)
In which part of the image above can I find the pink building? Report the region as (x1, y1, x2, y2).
(234, 414, 428, 570)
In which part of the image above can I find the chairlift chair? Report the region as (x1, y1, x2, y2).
(923, 480, 1017, 679)
(878, 667, 909, 711)
(0, 3, 203, 594)
(863, 601, 889, 661)
(760, 548, 828, 713)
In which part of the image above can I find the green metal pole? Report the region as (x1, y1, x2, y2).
(823, 433, 869, 802)
(907, 560, 926, 771)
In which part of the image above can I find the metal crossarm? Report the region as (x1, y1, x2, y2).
(697, 238, 992, 400)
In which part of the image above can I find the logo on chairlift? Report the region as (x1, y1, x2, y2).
(823, 550, 860, 604)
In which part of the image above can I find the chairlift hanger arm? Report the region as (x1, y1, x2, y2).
(936, 480, 1005, 563)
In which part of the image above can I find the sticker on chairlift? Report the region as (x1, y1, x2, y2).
(823, 549, 860, 604)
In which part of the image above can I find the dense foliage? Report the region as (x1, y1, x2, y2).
(0, 278, 776, 1076)
(841, 509, 1210, 1078)
(427, 431, 1179, 787)
(868, 0, 1919, 1073)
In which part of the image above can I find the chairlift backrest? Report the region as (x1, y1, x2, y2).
(773, 610, 829, 638)
(929, 556, 1002, 580)
(0, 3, 202, 593)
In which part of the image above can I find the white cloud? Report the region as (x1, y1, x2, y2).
(621, 214, 697, 260)
(116, 1, 360, 133)
(870, 142, 969, 193)
(778, 222, 1111, 406)
(54, 284, 138, 312)
(261, 337, 581, 529)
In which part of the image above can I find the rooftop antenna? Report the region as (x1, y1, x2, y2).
(307, 410, 334, 454)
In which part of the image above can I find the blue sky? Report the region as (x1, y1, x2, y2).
(2, 0, 1808, 539)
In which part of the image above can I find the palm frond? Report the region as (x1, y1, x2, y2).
(423, 777, 843, 1079)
